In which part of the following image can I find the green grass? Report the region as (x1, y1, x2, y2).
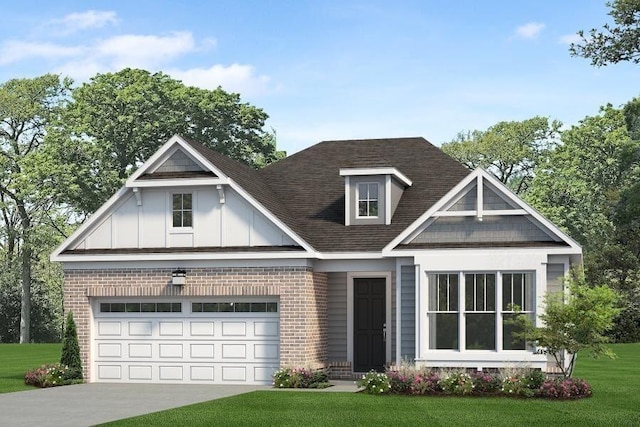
(0, 343, 62, 393)
(103, 343, 640, 427)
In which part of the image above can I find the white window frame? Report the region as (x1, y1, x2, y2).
(171, 192, 193, 228)
(463, 272, 497, 351)
(501, 272, 534, 351)
(426, 273, 459, 350)
(356, 182, 379, 218)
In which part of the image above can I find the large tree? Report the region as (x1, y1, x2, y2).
(56, 68, 283, 213)
(0, 74, 71, 342)
(570, 0, 640, 66)
(441, 116, 561, 195)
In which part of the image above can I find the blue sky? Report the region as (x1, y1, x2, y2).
(1, 1, 637, 154)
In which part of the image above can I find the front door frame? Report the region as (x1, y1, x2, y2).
(347, 271, 392, 370)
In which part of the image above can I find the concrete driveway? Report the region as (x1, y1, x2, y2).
(0, 383, 268, 427)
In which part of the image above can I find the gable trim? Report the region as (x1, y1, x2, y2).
(382, 168, 582, 254)
(339, 167, 412, 187)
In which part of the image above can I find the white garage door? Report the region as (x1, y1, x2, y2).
(92, 299, 279, 384)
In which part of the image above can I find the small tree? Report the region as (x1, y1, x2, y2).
(514, 270, 620, 377)
(60, 311, 82, 376)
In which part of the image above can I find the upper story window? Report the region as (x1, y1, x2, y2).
(357, 183, 379, 218)
(172, 193, 193, 227)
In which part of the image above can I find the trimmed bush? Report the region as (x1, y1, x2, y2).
(356, 371, 391, 394)
(440, 371, 474, 395)
(538, 377, 592, 399)
(24, 363, 83, 388)
(273, 367, 329, 388)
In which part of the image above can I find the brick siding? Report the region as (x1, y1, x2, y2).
(63, 266, 328, 381)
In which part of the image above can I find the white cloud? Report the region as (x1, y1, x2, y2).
(0, 40, 82, 65)
(169, 64, 271, 96)
(558, 33, 582, 45)
(514, 22, 545, 39)
(95, 32, 197, 69)
(58, 10, 118, 33)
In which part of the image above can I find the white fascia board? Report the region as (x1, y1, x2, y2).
(50, 185, 131, 260)
(127, 178, 229, 188)
(479, 170, 582, 251)
(53, 250, 316, 263)
(316, 251, 386, 260)
(339, 167, 412, 187)
(226, 179, 316, 254)
(387, 245, 582, 258)
(382, 169, 478, 253)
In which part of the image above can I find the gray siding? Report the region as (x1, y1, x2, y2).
(390, 178, 404, 218)
(547, 264, 565, 294)
(411, 215, 556, 244)
(400, 265, 416, 360)
(156, 150, 204, 173)
(327, 272, 348, 361)
(482, 184, 517, 210)
(450, 183, 477, 211)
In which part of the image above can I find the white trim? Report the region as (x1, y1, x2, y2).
(477, 173, 484, 221)
(61, 258, 314, 270)
(340, 167, 412, 187)
(385, 175, 392, 225)
(355, 181, 380, 219)
(346, 271, 392, 368)
(432, 209, 528, 217)
(128, 178, 227, 188)
(344, 176, 351, 226)
(53, 250, 315, 263)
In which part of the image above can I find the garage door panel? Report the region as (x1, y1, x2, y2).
(129, 365, 152, 380)
(159, 366, 183, 380)
(191, 366, 215, 381)
(190, 343, 215, 358)
(129, 343, 153, 358)
(98, 343, 121, 357)
(254, 321, 278, 336)
(222, 366, 246, 381)
(98, 365, 122, 380)
(98, 321, 121, 336)
(222, 321, 246, 336)
(222, 343, 246, 359)
(190, 321, 215, 336)
(254, 343, 278, 359)
(129, 321, 153, 336)
(159, 343, 183, 358)
(159, 321, 183, 336)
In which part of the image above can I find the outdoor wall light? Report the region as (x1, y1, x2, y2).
(172, 269, 187, 285)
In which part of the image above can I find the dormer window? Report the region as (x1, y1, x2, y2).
(357, 183, 379, 218)
(172, 193, 193, 227)
(340, 167, 412, 226)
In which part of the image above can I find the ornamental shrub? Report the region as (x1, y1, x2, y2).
(356, 371, 391, 394)
(410, 371, 441, 395)
(272, 367, 329, 388)
(538, 377, 592, 399)
(60, 311, 83, 377)
(24, 363, 84, 388)
(386, 369, 413, 394)
(440, 371, 474, 395)
(470, 371, 501, 394)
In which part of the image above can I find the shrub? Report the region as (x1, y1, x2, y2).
(386, 370, 413, 394)
(411, 371, 441, 395)
(272, 367, 329, 388)
(471, 371, 501, 394)
(356, 371, 391, 394)
(440, 371, 474, 395)
(60, 311, 82, 376)
(538, 377, 592, 399)
(24, 363, 83, 388)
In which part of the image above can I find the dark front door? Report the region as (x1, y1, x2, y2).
(354, 277, 386, 372)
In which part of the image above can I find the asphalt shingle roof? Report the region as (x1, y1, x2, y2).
(182, 136, 471, 252)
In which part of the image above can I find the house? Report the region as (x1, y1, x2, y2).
(51, 135, 581, 384)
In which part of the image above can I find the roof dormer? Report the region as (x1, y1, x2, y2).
(340, 167, 412, 226)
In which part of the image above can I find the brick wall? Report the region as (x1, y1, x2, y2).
(63, 266, 328, 381)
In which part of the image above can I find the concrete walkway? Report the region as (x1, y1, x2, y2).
(0, 381, 359, 426)
(0, 383, 269, 427)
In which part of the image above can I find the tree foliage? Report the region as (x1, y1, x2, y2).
(514, 270, 620, 378)
(60, 311, 82, 374)
(441, 116, 560, 194)
(570, 0, 640, 66)
(54, 68, 284, 213)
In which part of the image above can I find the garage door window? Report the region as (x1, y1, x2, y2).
(100, 302, 182, 313)
(192, 302, 277, 313)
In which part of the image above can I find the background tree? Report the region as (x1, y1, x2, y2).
(0, 74, 71, 343)
(55, 68, 284, 213)
(441, 116, 560, 195)
(571, 0, 640, 66)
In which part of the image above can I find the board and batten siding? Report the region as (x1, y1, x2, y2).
(72, 186, 295, 250)
(400, 265, 415, 361)
(327, 272, 348, 362)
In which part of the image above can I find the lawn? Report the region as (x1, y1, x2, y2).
(102, 343, 640, 427)
(0, 343, 62, 393)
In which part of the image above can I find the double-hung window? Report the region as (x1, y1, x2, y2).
(427, 273, 459, 349)
(465, 273, 496, 350)
(172, 193, 193, 227)
(357, 183, 379, 218)
(502, 273, 534, 350)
